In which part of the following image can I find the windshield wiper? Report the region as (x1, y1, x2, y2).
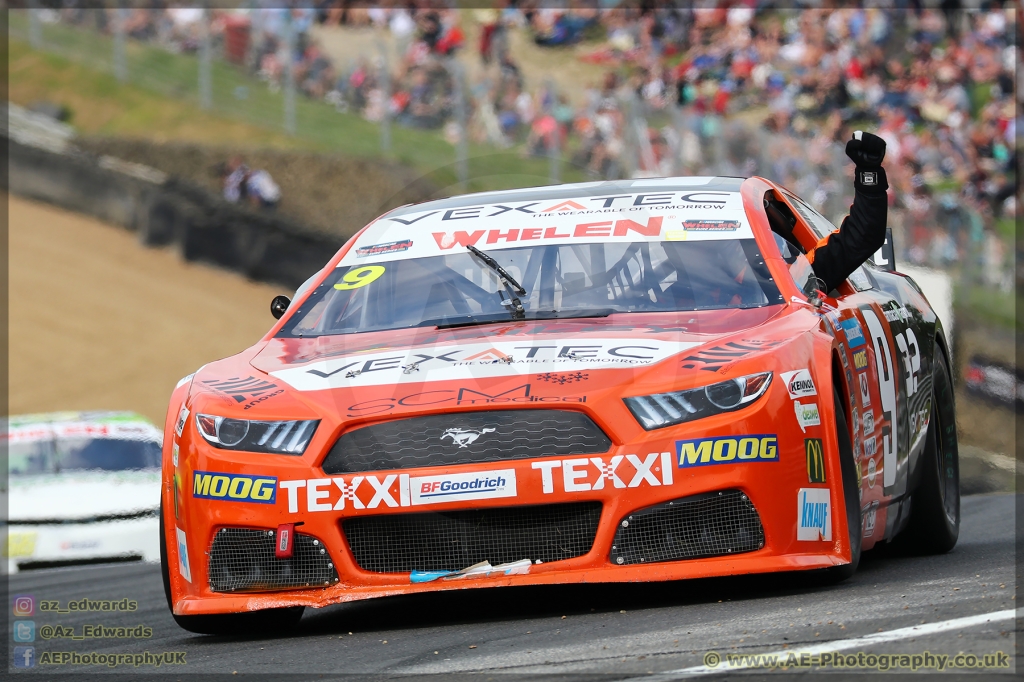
(430, 308, 617, 330)
(466, 245, 527, 320)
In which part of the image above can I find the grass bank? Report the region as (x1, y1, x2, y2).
(8, 26, 589, 197)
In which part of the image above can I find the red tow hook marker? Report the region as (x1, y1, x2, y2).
(275, 522, 302, 559)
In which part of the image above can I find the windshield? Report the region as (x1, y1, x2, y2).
(9, 437, 161, 475)
(279, 240, 781, 337)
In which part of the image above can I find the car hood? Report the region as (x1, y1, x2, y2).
(6, 470, 160, 522)
(250, 309, 784, 392)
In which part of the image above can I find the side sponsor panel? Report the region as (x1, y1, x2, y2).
(410, 470, 517, 505)
(797, 488, 831, 541)
(192, 472, 278, 504)
(676, 435, 778, 468)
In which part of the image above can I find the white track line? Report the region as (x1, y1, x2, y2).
(626, 608, 1018, 680)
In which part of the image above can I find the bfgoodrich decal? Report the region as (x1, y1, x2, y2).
(271, 338, 697, 391)
(279, 471, 517, 512)
(410, 470, 516, 505)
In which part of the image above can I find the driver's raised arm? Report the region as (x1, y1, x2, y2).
(806, 131, 889, 293)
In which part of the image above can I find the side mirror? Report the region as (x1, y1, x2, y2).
(270, 295, 291, 320)
(802, 275, 828, 309)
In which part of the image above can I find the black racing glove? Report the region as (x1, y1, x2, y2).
(846, 130, 888, 195)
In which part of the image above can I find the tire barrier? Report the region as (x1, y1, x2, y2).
(8, 135, 344, 289)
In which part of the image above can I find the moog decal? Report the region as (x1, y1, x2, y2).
(677, 435, 778, 467)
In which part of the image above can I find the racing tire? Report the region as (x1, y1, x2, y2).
(159, 503, 304, 635)
(896, 346, 960, 553)
(814, 388, 862, 583)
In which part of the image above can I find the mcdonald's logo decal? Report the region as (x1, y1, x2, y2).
(805, 438, 826, 483)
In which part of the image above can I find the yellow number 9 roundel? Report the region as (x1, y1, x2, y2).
(334, 265, 386, 290)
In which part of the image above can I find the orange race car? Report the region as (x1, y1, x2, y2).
(160, 177, 959, 634)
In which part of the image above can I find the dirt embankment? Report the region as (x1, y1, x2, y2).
(8, 194, 283, 425)
(76, 138, 438, 239)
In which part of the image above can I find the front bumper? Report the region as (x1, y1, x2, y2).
(167, 432, 849, 615)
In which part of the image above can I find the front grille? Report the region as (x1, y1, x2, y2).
(342, 502, 602, 573)
(610, 490, 764, 565)
(322, 410, 611, 474)
(208, 528, 339, 593)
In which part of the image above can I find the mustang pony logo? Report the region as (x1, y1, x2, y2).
(441, 427, 496, 448)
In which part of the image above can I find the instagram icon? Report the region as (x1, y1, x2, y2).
(12, 595, 34, 617)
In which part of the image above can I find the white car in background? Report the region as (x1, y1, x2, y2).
(4, 411, 162, 573)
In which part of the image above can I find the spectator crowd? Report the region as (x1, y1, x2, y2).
(52, 3, 1017, 281)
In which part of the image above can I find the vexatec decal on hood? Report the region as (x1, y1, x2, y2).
(269, 338, 699, 391)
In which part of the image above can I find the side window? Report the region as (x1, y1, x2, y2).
(788, 253, 816, 294)
(781, 190, 836, 240)
(848, 266, 873, 291)
(763, 190, 803, 260)
(293, 272, 320, 301)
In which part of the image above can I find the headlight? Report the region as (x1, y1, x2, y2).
(195, 414, 319, 455)
(624, 372, 773, 430)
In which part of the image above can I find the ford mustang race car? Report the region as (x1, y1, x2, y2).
(160, 177, 958, 634)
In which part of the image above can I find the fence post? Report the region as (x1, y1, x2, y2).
(446, 59, 469, 191)
(247, 4, 262, 72)
(114, 8, 127, 82)
(283, 10, 297, 135)
(377, 40, 391, 154)
(28, 1, 41, 48)
(546, 80, 560, 185)
(199, 8, 213, 110)
(668, 105, 685, 175)
(620, 92, 648, 179)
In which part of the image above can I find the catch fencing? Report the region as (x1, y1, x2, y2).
(9, 8, 1012, 298)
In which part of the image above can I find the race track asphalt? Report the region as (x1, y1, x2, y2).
(9, 493, 1018, 679)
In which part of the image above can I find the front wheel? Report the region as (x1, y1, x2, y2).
(159, 503, 304, 635)
(896, 345, 960, 553)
